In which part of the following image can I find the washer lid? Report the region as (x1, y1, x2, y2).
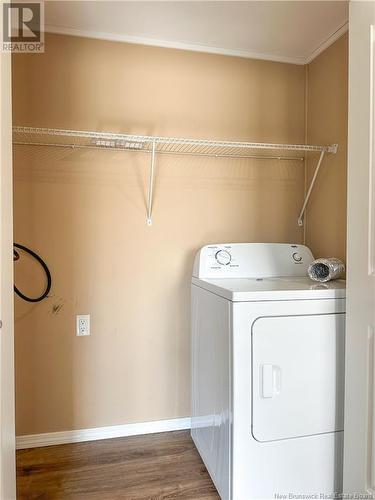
(192, 276, 346, 301)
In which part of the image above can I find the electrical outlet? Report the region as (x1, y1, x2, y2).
(76, 314, 90, 336)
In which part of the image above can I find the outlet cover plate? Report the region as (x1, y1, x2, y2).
(76, 314, 90, 336)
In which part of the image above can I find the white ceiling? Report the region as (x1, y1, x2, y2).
(44, 1, 349, 65)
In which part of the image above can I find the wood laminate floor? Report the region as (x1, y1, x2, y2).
(16, 430, 220, 500)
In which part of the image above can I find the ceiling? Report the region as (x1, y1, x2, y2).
(44, 1, 349, 65)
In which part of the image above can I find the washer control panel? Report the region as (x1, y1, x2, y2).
(193, 243, 314, 279)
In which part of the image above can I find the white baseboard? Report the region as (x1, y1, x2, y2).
(16, 417, 191, 450)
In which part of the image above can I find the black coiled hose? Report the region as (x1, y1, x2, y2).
(13, 243, 52, 302)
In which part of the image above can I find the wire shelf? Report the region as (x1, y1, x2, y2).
(12, 126, 337, 160)
(12, 126, 338, 226)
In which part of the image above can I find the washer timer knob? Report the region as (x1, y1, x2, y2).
(292, 252, 303, 263)
(215, 250, 232, 266)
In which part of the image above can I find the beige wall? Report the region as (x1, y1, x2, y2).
(13, 33, 312, 435)
(305, 33, 348, 262)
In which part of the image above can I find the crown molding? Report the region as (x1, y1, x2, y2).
(44, 21, 349, 66)
(44, 24, 307, 65)
(305, 22, 348, 64)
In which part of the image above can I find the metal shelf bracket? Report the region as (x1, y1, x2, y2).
(146, 141, 156, 226)
(297, 144, 338, 227)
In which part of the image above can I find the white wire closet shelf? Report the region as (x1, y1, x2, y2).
(12, 126, 338, 226)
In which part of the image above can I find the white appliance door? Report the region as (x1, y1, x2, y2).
(344, 1, 375, 495)
(252, 314, 345, 442)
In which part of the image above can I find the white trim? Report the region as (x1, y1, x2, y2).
(0, 10, 17, 499)
(16, 417, 191, 450)
(44, 21, 349, 66)
(368, 25, 375, 276)
(305, 22, 349, 64)
(43, 24, 307, 65)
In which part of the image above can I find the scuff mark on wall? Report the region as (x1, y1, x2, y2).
(52, 304, 63, 315)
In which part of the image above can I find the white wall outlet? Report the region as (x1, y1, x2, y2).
(76, 314, 90, 336)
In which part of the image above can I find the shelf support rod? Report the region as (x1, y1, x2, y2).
(146, 141, 156, 226)
(298, 149, 325, 227)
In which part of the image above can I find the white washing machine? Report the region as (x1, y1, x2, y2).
(191, 243, 346, 500)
